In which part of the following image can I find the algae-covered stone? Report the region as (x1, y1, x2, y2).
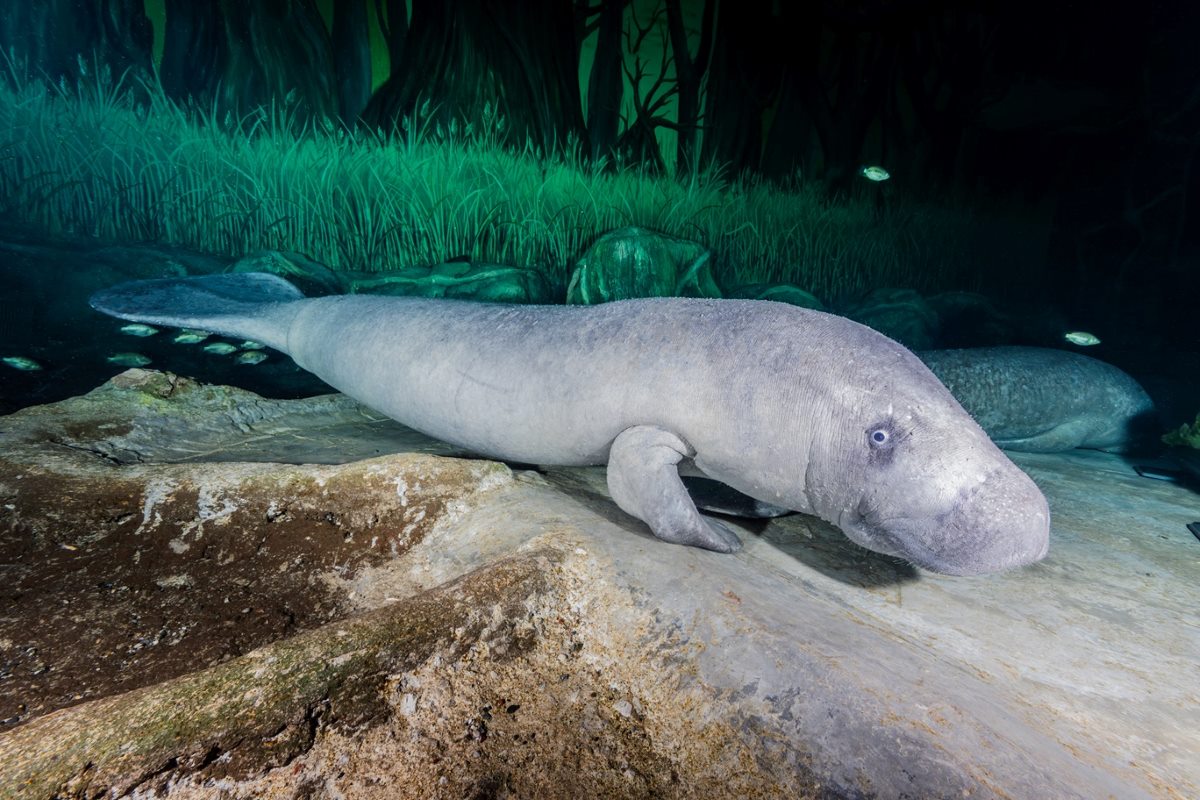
(566, 227, 722, 304)
(1163, 411, 1200, 448)
(927, 290, 1015, 347)
(726, 282, 824, 310)
(230, 250, 346, 296)
(2, 368, 1195, 799)
(345, 260, 552, 304)
(842, 287, 939, 349)
(0, 552, 553, 799)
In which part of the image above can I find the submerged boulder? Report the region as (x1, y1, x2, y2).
(229, 250, 346, 296)
(0, 370, 1193, 799)
(841, 287, 940, 349)
(566, 226, 722, 304)
(725, 282, 824, 310)
(926, 290, 1016, 347)
(345, 260, 553, 304)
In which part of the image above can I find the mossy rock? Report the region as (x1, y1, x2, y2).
(230, 250, 346, 296)
(1163, 413, 1200, 449)
(566, 227, 722, 305)
(726, 283, 824, 310)
(842, 287, 940, 349)
(346, 261, 552, 304)
(926, 291, 1015, 348)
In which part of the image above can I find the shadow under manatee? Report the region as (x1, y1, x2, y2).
(540, 467, 919, 588)
(752, 513, 920, 588)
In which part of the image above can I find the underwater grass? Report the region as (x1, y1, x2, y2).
(0, 62, 1035, 302)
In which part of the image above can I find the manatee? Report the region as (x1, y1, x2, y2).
(917, 346, 1157, 453)
(90, 274, 1051, 575)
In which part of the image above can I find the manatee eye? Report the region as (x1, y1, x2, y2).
(866, 421, 901, 465)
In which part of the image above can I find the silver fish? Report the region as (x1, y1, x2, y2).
(236, 350, 268, 365)
(1064, 331, 1100, 346)
(119, 323, 159, 337)
(2, 356, 43, 371)
(174, 331, 210, 344)
(107, 352, 152, 367)
(203, 343, 238, 355)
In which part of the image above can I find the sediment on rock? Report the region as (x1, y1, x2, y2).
(0, 550, 558, 799)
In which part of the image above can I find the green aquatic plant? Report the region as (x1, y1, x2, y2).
(0, 58, 1037, 301)
(1163, 413, 1200, 449)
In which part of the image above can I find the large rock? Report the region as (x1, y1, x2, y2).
(566, 227, 722, 304)
(0, 370, 1195, 799)
(229, 250, 346, 297)
(344, 260, 553, 304)
(841, 287, 940, 349)
(725, 282, 825, 310)
(926, 290, 1016, 347)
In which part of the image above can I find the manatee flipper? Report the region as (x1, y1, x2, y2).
(606, 425, 743, 553)
(992, 420, 1097, 452)
(89, 273, 304, 353)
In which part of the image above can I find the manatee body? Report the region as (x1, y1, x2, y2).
(91, 274, 1050, 576)
(918, 347, 1157, 453)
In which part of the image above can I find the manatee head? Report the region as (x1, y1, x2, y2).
(804, 339, 1050, 576)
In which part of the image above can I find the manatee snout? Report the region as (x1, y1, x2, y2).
(922, 468, 1051, 576)
(847, 459, 1050, 576)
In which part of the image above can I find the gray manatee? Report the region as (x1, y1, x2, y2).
(90, 274, 1050, 576)
(918, 347, 1157, 453)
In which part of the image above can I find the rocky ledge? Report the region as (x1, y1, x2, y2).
(0, 370, 1195, 799)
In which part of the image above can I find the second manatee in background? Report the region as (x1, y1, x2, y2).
(918, 346, 1157, 453)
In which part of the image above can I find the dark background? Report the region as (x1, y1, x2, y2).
(2, 0, 1197, 390)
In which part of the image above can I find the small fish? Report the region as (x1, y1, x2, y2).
(860, 165, 890, 182)
(239, 340, 266, 350)
(203, 343, 238, 355)
(174, 330, 210, 344)
(1064, 331, 1100, 346)
(119, 323, 158, 337)
(236, 350, 268, 365)
(107, 352, 151, 367)
(2, 356, 43, 371)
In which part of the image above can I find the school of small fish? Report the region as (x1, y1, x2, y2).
(55, 325, 279, 372)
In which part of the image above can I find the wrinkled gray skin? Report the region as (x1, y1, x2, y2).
(91, 274, 1050, 576)
(918, 347, 1158, 453)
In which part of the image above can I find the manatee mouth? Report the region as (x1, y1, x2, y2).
(840, 478, 1051, 577)
(841, 510, 931, 565)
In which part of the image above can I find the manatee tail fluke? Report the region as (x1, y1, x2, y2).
(89, 273, 306, 353)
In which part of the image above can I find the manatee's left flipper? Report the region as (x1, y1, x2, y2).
(606, 425, 742, 553)
(681, 476, 793, 519)
(992, 420, 1096, 452)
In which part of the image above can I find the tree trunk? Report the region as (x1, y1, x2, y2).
(332, 0, 372, 123)
(0, 0, 152, 88)
(664, 0, 714, 173)
(762, 6, 894, 194)
(585, 0, 625, 164)
(701, 0, 779, 176)
(363, 0, 586, 153)
(373, 0, 408, 69)
(161, 0, 336, 126)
